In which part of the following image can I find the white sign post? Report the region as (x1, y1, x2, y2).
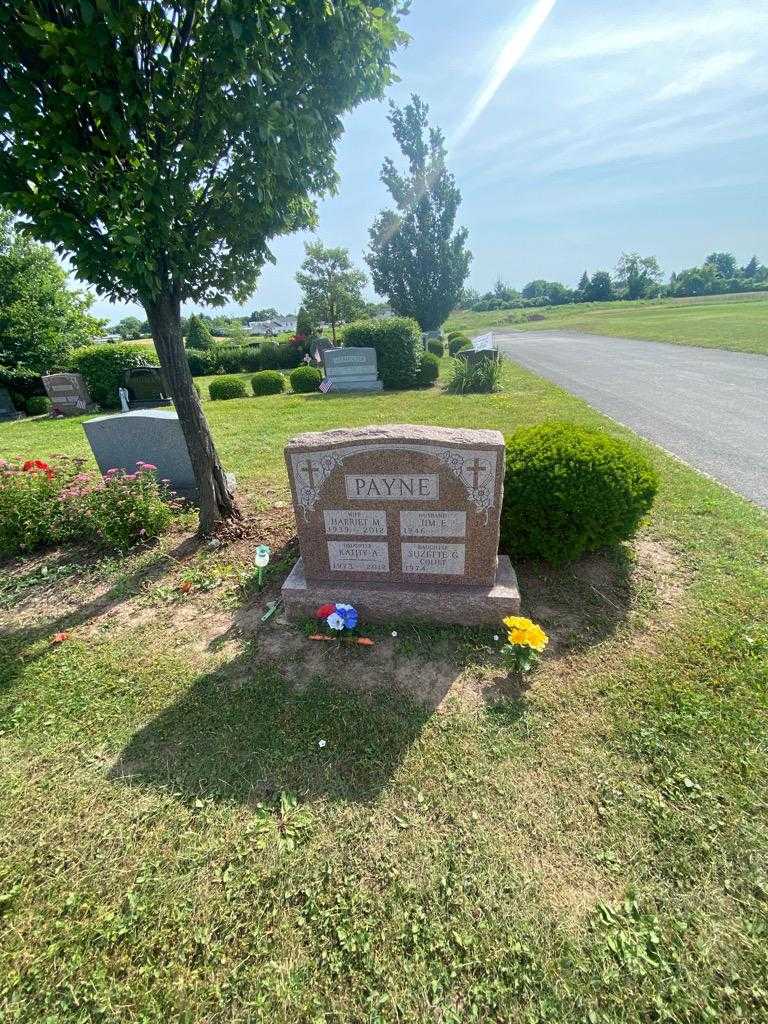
(472, 332, 495, 351)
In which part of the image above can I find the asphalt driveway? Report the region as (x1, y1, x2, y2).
(493, 330, 768, 508)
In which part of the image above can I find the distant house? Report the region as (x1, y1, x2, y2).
(245, 315, 297, 336)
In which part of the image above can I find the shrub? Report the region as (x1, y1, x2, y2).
(26, 396, 51, 416)
(208, 375, 247, 400)
(251, 370, 285, 396)
(70, 342, 159, 408)
(342, 317, 421, 390)
(448, 333, 470, 356)
(0, 458, 61, 557)
(259, 341, 304, 370)
(0, 457, 176, 558)
(445, 355, 503, 394)
(501, 423, 658, 565)
(186, 347, 216, 377)
(289, 365, 322, 393)
(415, 351, 440, 388)
(427, 337, 445, 357)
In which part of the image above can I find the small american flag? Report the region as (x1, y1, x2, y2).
(318, 377, 333, 394)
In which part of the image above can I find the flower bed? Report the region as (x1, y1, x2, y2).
(0, 457, 180, 559)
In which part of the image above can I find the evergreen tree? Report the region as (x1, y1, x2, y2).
(587, 271, 613, 302)
(577, 270, 590, 299)
(366, 95, 472, 331)
(186, 316, 213, 350)
(742, 255, 760, 278)
(295, 306, 314, 338)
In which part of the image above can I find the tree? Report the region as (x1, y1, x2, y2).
(366, 95, 472, 331)
(742, 255, 760, 278)
(586, 271, 613, 302)
(704, 252, 737, 278)
(250, 307, 278, 322)
(615, 253, 663, 300)
(576, 270, 590, 301)
(295, 242, 367, 343)
(115, 316, 143, 341)
(295, 306, 315, 339)
(521, 279, 572, 305)
(0, 3, 405, 531)
(0, 210, 102, 375)
(187, 315, 213, 351)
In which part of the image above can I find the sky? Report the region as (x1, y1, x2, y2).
(88, 0, 768, 324)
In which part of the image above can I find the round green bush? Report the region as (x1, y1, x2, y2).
(448, 334, 471, 355)
(70, 342, 159, 408)
(289, 365, 322, 394)
(427, 338, 445, 357)
(251, 370, 285, 396)
(26, 396, 51, 416)
(501, 423, 658, 565)
(208, 375, 247, 401)
(415, 351, 440, 388)
(341, 317, 421, 390)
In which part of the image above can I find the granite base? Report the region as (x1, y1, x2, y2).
(281, 555, 521, 626)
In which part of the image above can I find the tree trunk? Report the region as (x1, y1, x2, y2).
(144, 290, 240, 533)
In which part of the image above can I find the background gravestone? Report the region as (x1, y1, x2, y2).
(0, 387, 23, 421)
(322, 347, 383, 393)
(310, 337, 335, 364)
(42, 372, 96, 416)
(82, 409, 233, 502)
(281, 424, 520, 624)
(124, 365, 172, 409)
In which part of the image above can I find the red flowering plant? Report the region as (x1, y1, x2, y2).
(0, 456, 181, 559)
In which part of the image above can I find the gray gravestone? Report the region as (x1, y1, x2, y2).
(322, 347, 383, 393)
(83, 409, 234, 502)
(0, 387, 23, 421)
(281, 424, 520, 625)
(124, 365, 172, 409)
(42, 372, 96, 416)
(457, 348, 501, 367)
(310, 337, 335, 365)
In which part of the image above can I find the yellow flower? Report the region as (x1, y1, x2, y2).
(524, 624, 549, 652)
(503, 615, 533, 632)
(507, 626, 529, 645)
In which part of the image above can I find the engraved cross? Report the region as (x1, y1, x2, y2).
(467, 457, 489, 489)
(300, 460, 321, 489)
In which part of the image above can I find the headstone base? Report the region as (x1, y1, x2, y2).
(130, 398, 173, 410)
(281, 555, 520, 626)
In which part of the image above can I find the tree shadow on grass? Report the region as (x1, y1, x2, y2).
(0, 535, 202, 695)
(109, 649, 458, 807)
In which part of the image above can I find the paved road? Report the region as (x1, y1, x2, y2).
(493, 330, 768, 508)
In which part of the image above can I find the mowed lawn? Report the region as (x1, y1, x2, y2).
(447, 291, 768, 355)
(1, 361, 768, 1023)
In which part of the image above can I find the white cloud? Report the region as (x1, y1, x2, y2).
(652, 50, 755, 101)
(527, 5, 768, 65)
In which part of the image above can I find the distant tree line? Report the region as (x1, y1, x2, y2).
(460, 252, 768, 312)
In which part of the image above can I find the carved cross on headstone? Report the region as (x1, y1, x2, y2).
(300, 459, 321, 490)
(467, 457, 489, 489)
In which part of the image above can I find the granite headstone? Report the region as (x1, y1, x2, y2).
(42, 372, 96, 416)
(281, 424, 520, 625)
(322, 347, 383, 393)
(84, 409, 218, 504)
(310, 337, 335, 365)
(0, 387, 23, 421)
(123, 365, 172, 409)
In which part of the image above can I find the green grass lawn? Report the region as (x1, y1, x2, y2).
(446, 291, 768, 356)
(2, 362, 767, 1022)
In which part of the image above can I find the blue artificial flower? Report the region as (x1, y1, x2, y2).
(334, 603, 358, 630)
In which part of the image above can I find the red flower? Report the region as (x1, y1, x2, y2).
(315, 603, 336, 619)
(22, 459, 54, 480)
